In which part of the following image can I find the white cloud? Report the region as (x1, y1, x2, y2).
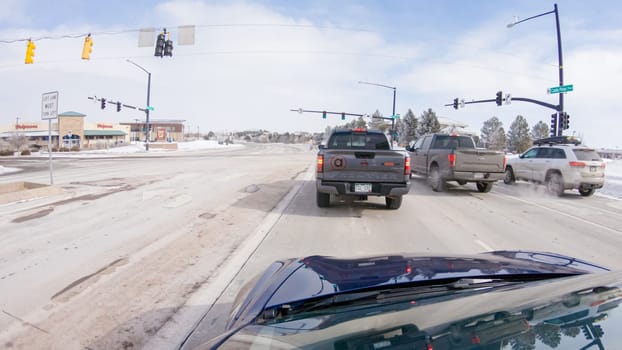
(0, 1, 619, 148)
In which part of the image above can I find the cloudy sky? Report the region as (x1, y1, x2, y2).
(1, 0, 621, 148)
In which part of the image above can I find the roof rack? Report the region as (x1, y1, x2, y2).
(534, 136, 581, 146)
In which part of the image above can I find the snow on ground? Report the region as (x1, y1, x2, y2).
(0, 165, 21, 175)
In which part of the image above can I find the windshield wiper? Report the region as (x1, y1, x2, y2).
(260, 273, 580, 321)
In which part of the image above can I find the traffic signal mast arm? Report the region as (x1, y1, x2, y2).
(445, 96, 560, 111)
(290, 109, 366, 120)
(88, 96, 147, 112)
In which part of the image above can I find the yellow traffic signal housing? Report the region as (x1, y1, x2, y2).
(82, 34, 93, 60)
(25, 40, 35, 64)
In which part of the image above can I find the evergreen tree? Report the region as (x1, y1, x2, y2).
(416, 108, 441, 136)
(370, 109, 390, 132)
(400, 108, 419, 144)
(530, 120, 550, 141)
(480, 116, 504, 149)
(507, 115, 531, 153)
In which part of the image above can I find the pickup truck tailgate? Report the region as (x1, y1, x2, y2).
(454, 149, 505, 173)
(321, 150, 408, 182)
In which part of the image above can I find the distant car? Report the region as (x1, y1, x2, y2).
(184, 251, 622, 350)
(504, 136, 606, 196)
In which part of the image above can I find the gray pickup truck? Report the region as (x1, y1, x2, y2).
(316, 128, 411, 209)
(406, 133, 505, 192)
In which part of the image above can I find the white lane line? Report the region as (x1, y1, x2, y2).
(490, 192, 622, 236)
(144, 164, 315, 349)
(475, 240, 494, 252)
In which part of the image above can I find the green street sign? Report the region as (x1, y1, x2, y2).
(548, 84, 573, 94)
(391, 114, 399, 119)
(147, 106, 155, 111)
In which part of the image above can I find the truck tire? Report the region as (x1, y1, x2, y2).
(316, 191, 330, 207)
(546, 173, 564, 197)
(429, 166, 446, 192)
(385, 196, 402, 209)
(504, 167, 515, 184)
(476, 181, 493, 193)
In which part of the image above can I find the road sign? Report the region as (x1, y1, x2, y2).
(41, 91, 59, 120)
(147, 106, 155, 111)
(547, 84, 573, 94)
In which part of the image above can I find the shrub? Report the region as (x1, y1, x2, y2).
(0, 149, 13, 156)
(21, 150, 31, 155)
(70, 146, 80, 152)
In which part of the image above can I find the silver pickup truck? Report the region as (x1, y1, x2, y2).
(406, 133, 506, 192)
(316, 128, 411, 209)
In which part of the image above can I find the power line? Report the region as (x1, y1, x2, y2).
(0, 23, 371, 44)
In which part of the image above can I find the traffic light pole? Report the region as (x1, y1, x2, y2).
(126, 59, 152, 151)
(507, 4, 565, 136)
(146, 71, 151, 151)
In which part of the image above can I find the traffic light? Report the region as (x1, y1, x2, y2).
(495, 91, 503, 106)
(550, 114, 557, 137)
(101, 98, 106, 109)
(164, 33, 173, 57)
(154, 32, 166, 57)
(453, 98, 459, 110)
(341, 112, 345, 120)
(322, 111, 327, 119)
(562, 113, 570, 130)
(25, 40, 35, 64)
(81, 34, 93, 60)
(116, 102, 122, 112)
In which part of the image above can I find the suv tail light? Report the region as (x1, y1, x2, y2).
(448, 153, 456, 168)
(317, 154, 324, 173)
(601, 162, 607, 169)
(503, 155, 507, 170)
(569, 161, 586, 168)
(404, 156, 411, 175)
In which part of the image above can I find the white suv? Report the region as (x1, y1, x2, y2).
(504, 137, 605, 196)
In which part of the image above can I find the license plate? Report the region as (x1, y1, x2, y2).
(354, 183, 372, 193)
(590, 166, 597, 172)
(473, 173, 484, 179)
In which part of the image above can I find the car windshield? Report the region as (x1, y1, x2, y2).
(1, 2, 621, 350)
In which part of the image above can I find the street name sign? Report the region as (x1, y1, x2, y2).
(547, 84, 573, 94)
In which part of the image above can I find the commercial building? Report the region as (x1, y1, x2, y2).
(1, 112, 186, 150)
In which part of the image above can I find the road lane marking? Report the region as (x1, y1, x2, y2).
(475, 240, 494, 252)
(490, 192, 622, 236)
(145, 164, 315, 349)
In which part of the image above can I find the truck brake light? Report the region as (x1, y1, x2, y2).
(448, 153, 456, 168)
(317, 155, 324, 173)
(503, 155, 507, 170)
(404, 156, 411, 175)
(569, 161, 586, 168)
(601, 162, 607, 169)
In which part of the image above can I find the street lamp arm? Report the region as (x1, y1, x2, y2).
(507, 9, 555, 27)
(126, 59, 150, 75)
(357, 81, 396, 90)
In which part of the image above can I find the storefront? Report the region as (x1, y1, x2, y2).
(120, 119, 185, 142)
(0, 111, 130, 150)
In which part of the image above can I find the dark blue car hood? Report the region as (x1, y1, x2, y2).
(265, 250, 607, 309)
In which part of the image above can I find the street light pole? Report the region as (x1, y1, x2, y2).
(126, 59, 152, 150)
(507, 3, 564, 136)
(358, 81, 397, 142)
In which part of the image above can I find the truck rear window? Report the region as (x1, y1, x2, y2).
(431, 136, 475, 149)
(328, 133, 390, 150)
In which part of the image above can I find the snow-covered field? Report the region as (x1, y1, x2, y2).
(0, 140, 243, 175)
